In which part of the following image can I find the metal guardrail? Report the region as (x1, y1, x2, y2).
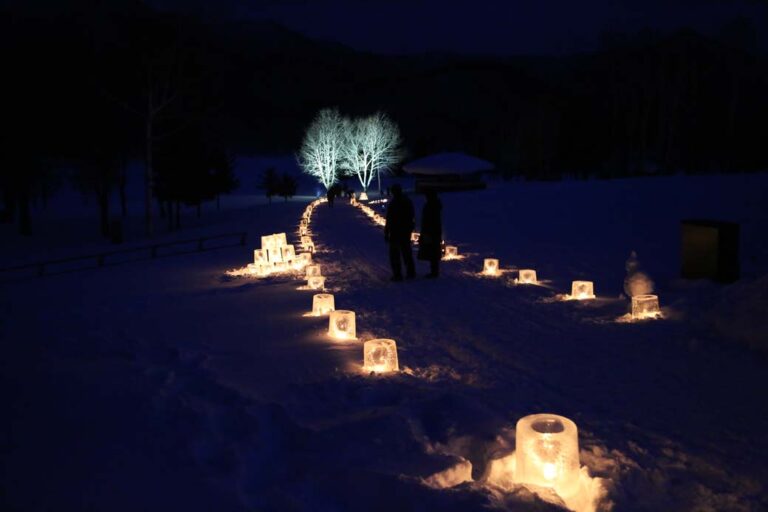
(0, 231, 247, 281)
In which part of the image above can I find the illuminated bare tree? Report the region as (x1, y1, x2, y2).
(298, 108, 345, 190)
(342, 112, 402, 193)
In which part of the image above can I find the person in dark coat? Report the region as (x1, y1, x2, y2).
(327, 186, 335, 207)
(417, 189, 443, 278)
(384, 184, 415, 281)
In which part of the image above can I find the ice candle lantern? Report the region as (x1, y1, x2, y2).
(363, 339, 399, 373)
(571, 281, 595, 300)
(359, 192, 369, 201)
(328, 310, 356, 340)
(631, 294, 660, 319)
(483, 258, 500, 276)
(305, 264, 322, 278)
(307, 276, 325, 290)
(515, 413, 580, 498)
(411, 232, 420, 243)
(297, 252, 312, 265)
(518, 269, 537, 284)
(444, 245, 458, 259)
(312, 293, 335, 316)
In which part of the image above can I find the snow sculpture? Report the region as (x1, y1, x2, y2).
(312, 293, 335, 316)
(444, 245, 458, 259)
(305, 264, 322, 278)
(571, 281, 595, 300)
(363, 339, 399, 373)
(307, 276, 325, 290)
(631, 294, 660, 319)
(518, 269, 537, 284)
(483, 258, 500, 276)
(328, 310, 356, 340)
(515, 413, 580, 498)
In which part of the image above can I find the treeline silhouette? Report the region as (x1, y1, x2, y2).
(2, 1, 766, 236)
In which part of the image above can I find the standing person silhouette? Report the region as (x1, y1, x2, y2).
(384, 184, 416, 281)
(417, 189, 442, 278)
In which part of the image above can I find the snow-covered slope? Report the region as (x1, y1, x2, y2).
(2, 173, 767, 511)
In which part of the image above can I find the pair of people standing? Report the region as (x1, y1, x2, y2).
(384, 184, 442, 281)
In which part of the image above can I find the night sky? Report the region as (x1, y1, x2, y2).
(152, 0, 768, 55)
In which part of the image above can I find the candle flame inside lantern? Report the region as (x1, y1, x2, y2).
(515, 413, 580, 499)
(444, 246, 458, 259)
(483, 258, 500, 276)
(307, 276, 325, 290)
(631, 294, 660, 319)
(571, 280, 595, 300)
(312, 293, 335, 316)
(328, 310, 356, 340)
(518, 269, 537, 284)
(363, 338, 399, 373)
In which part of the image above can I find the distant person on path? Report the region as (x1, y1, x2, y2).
(384, 184, 415, 281)
(417, 189, 442, 278)
(327, 187, 335, 207)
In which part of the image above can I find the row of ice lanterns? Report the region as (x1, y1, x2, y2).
(319, 197, 587, 504)
(482, 257, 660, 319)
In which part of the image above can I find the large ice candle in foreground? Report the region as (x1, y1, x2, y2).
(518, 269, 537, 284)
(363, 339, 399, 373)
(444, 245, 458, 259)
(631, 294, 660, 319)
(328, 310, 356, 340)
(305, 264, 322, 278)
(515, 413, 580, 498)
(307, 276, 325, 290)
(483, 258, 500, 276)
(312, 293, 335, 316)
(571, 280, 595, 299)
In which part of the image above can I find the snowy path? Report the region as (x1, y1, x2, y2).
(4, 178, 768, 511)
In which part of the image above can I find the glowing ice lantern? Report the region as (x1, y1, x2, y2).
(253, 249, 266, 264)
(444, 245, 458, 259)
(305, 264, 322, 278)
(411, 232, 420, 243)
(297, 252, 312, 265)
(515, 413, 580, 498)
(328, 310, 356, 340)
(359, 192, 368, 201)
(281, 244, 295, 262)
(571, 280, 595, 300)
(312, 293, 335, 316)
(483, 258, 500, 276)
(519, 269, 537, 284)
(299, 225, 308, 236)
(307, 275, 325, 290)
(631, 294, 660, 319)
(363, 339, 399, 373)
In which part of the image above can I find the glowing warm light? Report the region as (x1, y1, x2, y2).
(297, 252, 312, 265)
(483, 258, 500, 276)
(411, 232, 420, 244)
(443, 245, 458, 259)
(253, 249, 266, 264)
(281, 244, 295, 262)
(571, 281, 595, 300)
(518, 269, 538, 284)
(363, 339, 399, 373)
(328, 310, 356, 340)
(515, 413, 580, 498)
(359, 191, 368, 201)
(299, 225, 308, 236)
(307, 276, 325, 290)
(305, 264, 322, 278)
(631, 294, 660, 319)
(312, 293, 335, 316)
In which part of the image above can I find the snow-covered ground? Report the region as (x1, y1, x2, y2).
(2, 172, 767, 511)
